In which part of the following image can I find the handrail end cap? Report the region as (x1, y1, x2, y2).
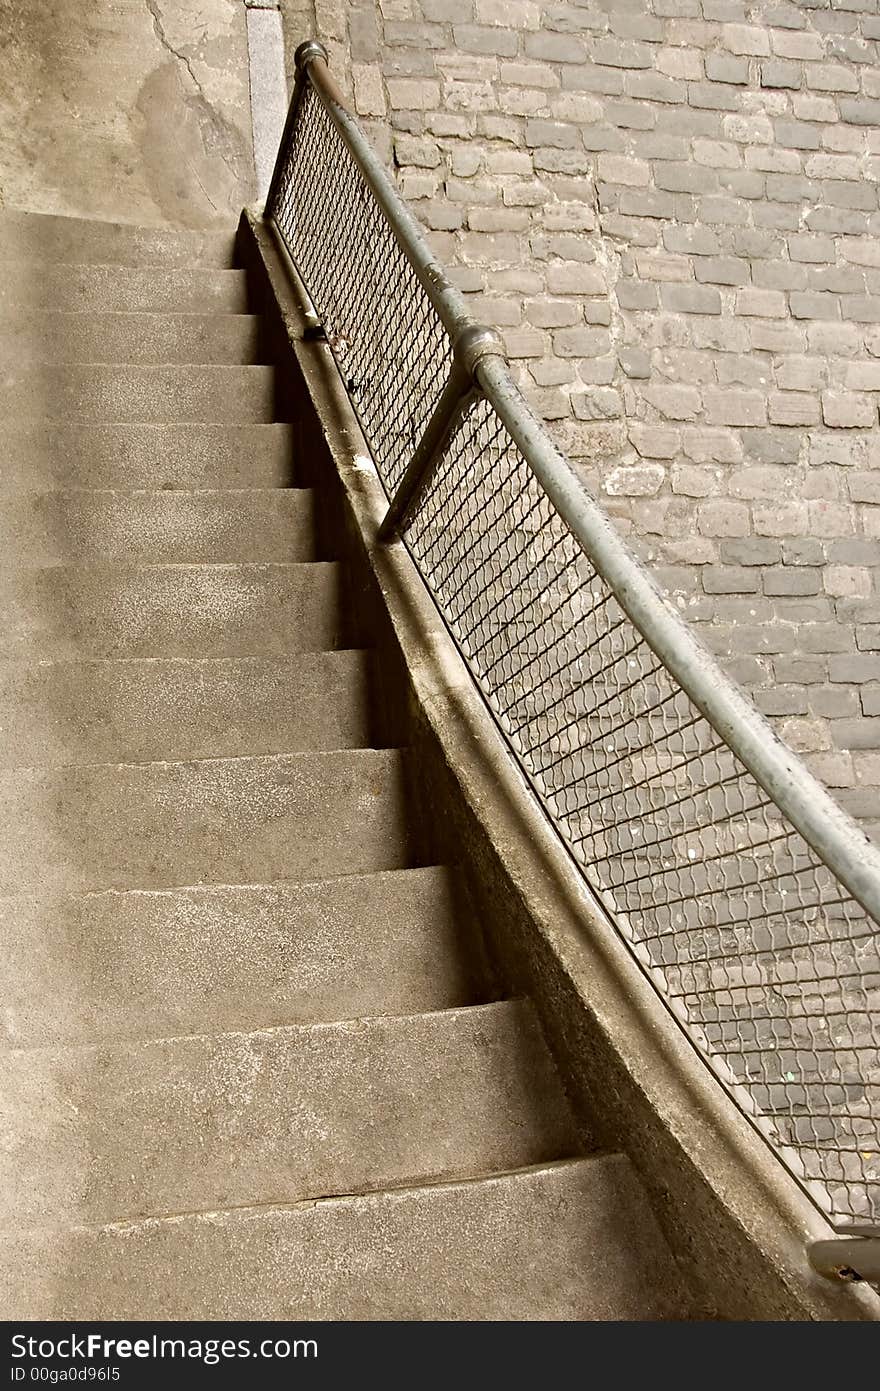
(295, 39, 329, 71)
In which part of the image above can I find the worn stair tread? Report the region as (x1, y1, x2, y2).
(0, 749, 412, 896)
(0, 265, 249, 314)
(1, 1000, 576, 1231)
(0, 561, 343, 659)
(0, 312, 265, 365)
(0, 652, 370, 768)
(0, 364, 278, 423)
(0, 489, 315, 565)
(0, 423, 296, 490)
(0, 211, 235, 268)
(0, 866, 483, 1047)
(0, 1157, 688, 1320)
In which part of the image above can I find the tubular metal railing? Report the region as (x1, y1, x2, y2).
(266, 41, 880, 1267)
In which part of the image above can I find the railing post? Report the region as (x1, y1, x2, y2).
(264, 39, 329, 217)
(378, 324, 506, 542)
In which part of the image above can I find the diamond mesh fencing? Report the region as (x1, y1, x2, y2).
(270, 78, 880, 1226)
(272, 82, 451, 492)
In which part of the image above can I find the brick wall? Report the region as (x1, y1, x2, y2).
(280, 0, 880, 831)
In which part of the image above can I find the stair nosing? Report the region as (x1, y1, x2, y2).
(4, 998, 519, 1060)
(0, 1157, 600, 1241)
(0, 862, 448, 907)
(0, 745, 400, 777)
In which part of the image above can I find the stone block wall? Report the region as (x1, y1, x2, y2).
(280, 0, 880, 830)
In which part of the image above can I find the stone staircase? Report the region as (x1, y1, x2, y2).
(0, 209, 689, 1320)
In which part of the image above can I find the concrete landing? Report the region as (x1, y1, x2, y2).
(0, 3, 255, 227)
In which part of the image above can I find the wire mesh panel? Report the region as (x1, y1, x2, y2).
(402, 397, 879, 1223)
(271, 82, 452, 492)
(270, 75, 880, 1227)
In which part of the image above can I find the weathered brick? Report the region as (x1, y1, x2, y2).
(552, 327, 612, 356)
(525, 299, 580, 328)
(545, 263, 606, 295)
(660, 284, 723, 314)
(842, 295, 880, 322)
(468, 207, 528, 232)
(704, 389, 768, 426)
(763, 567, 822, 596)
(475, 0, 540, 27)
(625, 71, 687, 103)
(760, 59, 802, 89)
(693, 139, 742, 168)
(790, 292, 841, 320)
(394, 134, 443, 168)
(822, 392, 877, 428)
(524, 32, 588, 64)
(662, 225, 721, 255)
(697, 499, 752, 537)
(839, 97, 880, 125)
(572, 388, 624, 421)
(644, 384, 703, 420)
(499, 62, 560, 91)
(781, 717, 832, 753)
(550, 93, 603, 124)
(604, 463, 666, 496)
(830, 719, 880, 750)
(756, 687, 810, 717)
(616, 281, 659, 310)
(618, 346, 651, 378)
(781, 361, 830, 399)
(848, 473, 880, 504)
(387, 79, 442, 110)
(770, 28, 824, 61)
(654, 162, 718, 194)
(705, 52, 750, 85)
(825, 566, 874, 599)
(592, 38, 655, 70)
(807, 65, 860, 94)
(524, 119, 578, 150)
(734, 287, 786, 317)
(810, 688, 861, 720)
(767, 392, 821, 427)
(629, 424, 682, 458)
(703, 566, 761, 594)
(419, 0, 474, 19)
(694, 256, 750, 286)
(671, 463, 719, 496)
(598, 154, 651, 186)
(723, 24, 770, 56)
(452, 24, 518, 57)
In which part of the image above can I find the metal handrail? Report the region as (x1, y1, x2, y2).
(269, 40, 880, 931)
(266, 41, 880, 1261)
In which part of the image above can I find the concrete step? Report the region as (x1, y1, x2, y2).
(0, 210, 234, 267)
(1, 1001, 575, 1231)
(0, 265, 248, 314)
(0, 652, 371, 769)
(0, 423, 295, 490)
(0, 312, 264, 365)
(0, 867, 481, 1047)
(0, 489, 315, 565)
(0, 562, 342, 660)
(0, 749, 411, 896)
(0, 1157, 688, 1320)
(0, 650, 363, 768)
(0, 364, 277, 423)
